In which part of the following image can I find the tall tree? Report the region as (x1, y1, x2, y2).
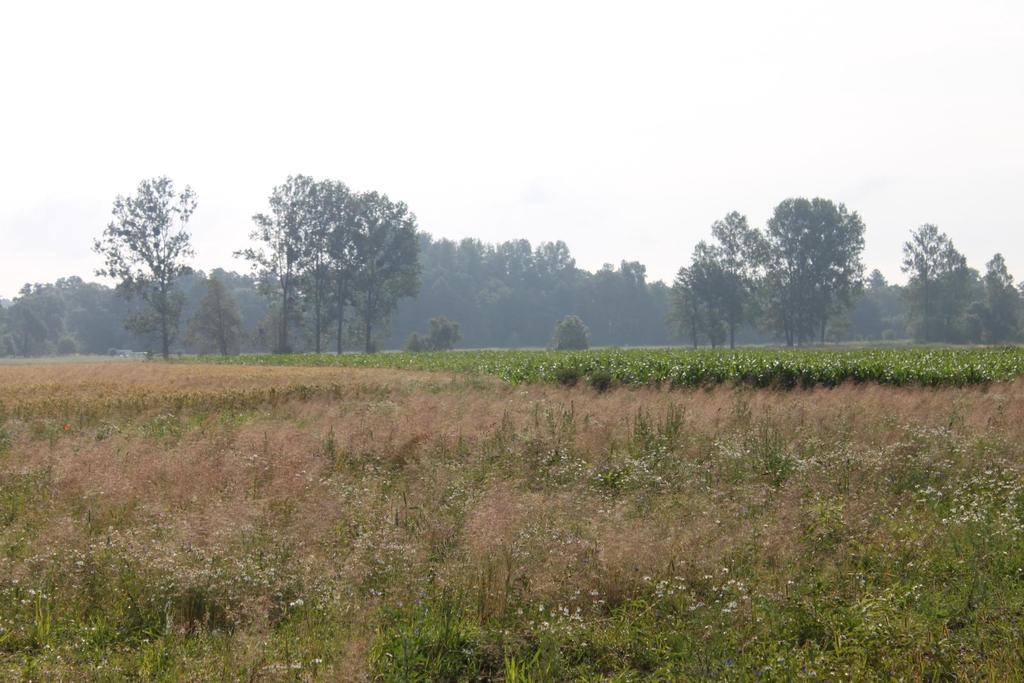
(323, 181, 357, 353)
(762, 198, 865, 345)
(188, 276, 243, 355)
(351, 192, 420, 353)
(981, 253, 1019, 343)
(901, 224, 972, 342)
(675, 242, 729, 347)
(301, 180, 351, 352)
(93, 177, 196, 359)
(708, 212, 763, 347)
(7, 284, 65, 356)
(848, 269, 909, 341)
(0, 304, 12, 357)
(238, 175, 314, 353)
(669, 266, 702, 348)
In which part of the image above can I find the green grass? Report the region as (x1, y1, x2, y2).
(201, 346, 1024, 388)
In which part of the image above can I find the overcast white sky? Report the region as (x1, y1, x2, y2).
(1, 0, 1022, 298)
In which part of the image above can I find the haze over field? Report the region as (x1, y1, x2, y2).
(6, 5, 1024, 676)
(2, 0, 1022, 298)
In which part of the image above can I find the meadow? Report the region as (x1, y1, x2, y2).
(2, 357, 1024, 679)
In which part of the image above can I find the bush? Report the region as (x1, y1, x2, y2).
(56, 337, 77, 355)
(427, 317, 462, 351)
(406, 317, 462, 352)
(587, 368, 614, 392)
(554, 365, 582, 386)
(552, 316, 590, 350)
(405, 332, 428, 353)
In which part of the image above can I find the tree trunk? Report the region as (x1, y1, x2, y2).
(280, 276, 290, 353)
(922, 279, 930, 342)
(729, 324, 735, 349)
(314, 299, 321, 353)
(313, 271, 322, 353)
(363, 288, 374, 353)
(159, 287, 170, 360)
(216, 301, 227, 356)
(335, 276, 346, 354)
(160, 318, 170, 359)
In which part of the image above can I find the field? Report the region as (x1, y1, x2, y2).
(203, 347, 1024, 388)
(3, 356, 1024, 679)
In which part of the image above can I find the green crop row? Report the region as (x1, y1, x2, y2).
(197, 346, 1024, 388)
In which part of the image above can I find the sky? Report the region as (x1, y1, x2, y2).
(1, 0, 1022, 299)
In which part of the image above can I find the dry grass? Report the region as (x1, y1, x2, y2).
(2, 362, 1024, 679)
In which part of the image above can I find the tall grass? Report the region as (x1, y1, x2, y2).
(2, 361, 1024, 678)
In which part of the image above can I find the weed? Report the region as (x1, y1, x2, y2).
(747, 418, 794, 487)
(369, 591, 484, 681)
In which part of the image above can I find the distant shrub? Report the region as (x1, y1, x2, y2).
(406, 317, 462, 352)
(56, 337, 77, 355)
(553, 315, 590, 350)
(405, 332, 428, 353)
(427, 317, 462, 351)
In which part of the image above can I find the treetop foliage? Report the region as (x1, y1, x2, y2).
(92, 176, 196, 358)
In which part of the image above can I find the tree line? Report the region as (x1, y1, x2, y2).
(671, 199, 1021, 347)
(388, 234, 672, 349)
(1, 179, 1021, 357)
(88, 175, 419, 358)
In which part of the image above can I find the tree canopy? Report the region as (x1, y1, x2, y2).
(92, 176, 196, 358)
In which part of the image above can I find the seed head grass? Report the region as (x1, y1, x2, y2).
(1, 361, 1023, 678)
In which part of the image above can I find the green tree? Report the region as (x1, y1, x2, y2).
(404, 332, 428, 352)
(0, 304, 10, 356)
(301, 180, 353, 353)
(8, 284, 64, 356)
(238, 175, 313, 353)
(901, 224, 974, 342)
(93, 177, 196, 359)
(553, 315, 590, 350)
(351, 191, 420, 353)
(426, 316, 462, 351)
(709, 212, 763, 347)
(56, 337, 77, 355)
(669, 266, 702, 348)
(849, 269, 908, 341)
(980, 253, 1019, 343)
(323, 181, 358, 354)
(188, 276, 243, 355)
(762, 198, 866, 345)
(683, 242, 729, 347)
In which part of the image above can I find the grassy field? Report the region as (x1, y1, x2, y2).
(202, 347, 1024, 388)
(2, 359, 1024, 679)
